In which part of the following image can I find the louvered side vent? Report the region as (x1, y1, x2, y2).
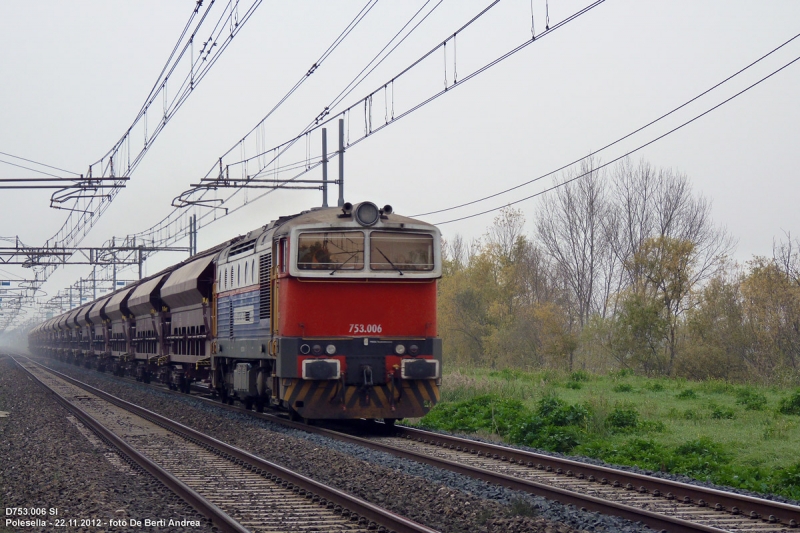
(229, 299, 234, 339)
(259, 253, 272, 320)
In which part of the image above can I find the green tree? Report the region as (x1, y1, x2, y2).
(740, 257, 800, 379)
(682, 268, 749, 380)
(629, 236, 695, 374)
(610, 291, 669, 374)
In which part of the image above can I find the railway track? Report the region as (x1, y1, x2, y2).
(29, 354, 800, 533)
(12, 355, 439, 533)
(362, 428, 800, 533)
(240, 416, 800, 533)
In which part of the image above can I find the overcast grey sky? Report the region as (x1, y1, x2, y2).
(1, 1, 799, 328)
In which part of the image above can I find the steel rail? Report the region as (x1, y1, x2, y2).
(11, 356, 249, 533)
(16, 356, 440, 533)
(392, 426, 800, 527)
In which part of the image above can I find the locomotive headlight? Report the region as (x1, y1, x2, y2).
(325, 344, 336, 355)
(355, 201, 380, 226)
(409, 344, 419, 355)
(395, 344, 406, 355)
(312, 344, 322, 355)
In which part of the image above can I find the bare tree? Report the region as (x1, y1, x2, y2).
(611, 158, 735, 291)
(444, 234, 467, 272)
(774, 231, 800, 286)
(486, 207, 526, 265)
(536, 157, 617, 329)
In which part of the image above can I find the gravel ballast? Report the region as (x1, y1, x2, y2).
(22, 353, 661, 533)
(0, 354, 213, 533)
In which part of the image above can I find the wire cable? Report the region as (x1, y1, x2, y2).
(215, 0, 381, 163)
(125, 0, 604, 252)
(0, 159, 72, 180)
(0, 151, 80, 176)
(434, 52, 800, 225)
(415, 31, 800, 218)
(43, 0, 264, 257)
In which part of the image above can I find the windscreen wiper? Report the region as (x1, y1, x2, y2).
(329, 251, 360, 275)
(375, 247, 403, 275)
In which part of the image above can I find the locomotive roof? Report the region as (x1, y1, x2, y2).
(273, 203, 436, 235)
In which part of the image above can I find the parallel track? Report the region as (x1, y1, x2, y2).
(12, 355, 439, 533)
(27, 354, 800, 533)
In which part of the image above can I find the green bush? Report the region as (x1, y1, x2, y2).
(777, 462, 800, 499)
(570, 370, 590, 382)
(610, 368, 635, 378)
(606, 406, 639, 432)
(670, 437, 732, 477)
(736, 389, 768, 411)
(778, 390, 800, 415)
(506, 396, 592, 452)
(537, 396, 592, 427)
(419, 394, 528, 435)
(710, 406, 736, 420)
(584, 438, 669, 471)
(645, 381, 665, 392)
(613, 383, 634, 393)
(676, 389, 698, 399)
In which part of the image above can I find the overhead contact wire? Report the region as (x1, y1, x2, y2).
(415, 31, 800, 218)
(435, 53, 800, 225)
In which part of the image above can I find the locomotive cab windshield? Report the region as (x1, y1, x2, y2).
(292, 229, 439, 278)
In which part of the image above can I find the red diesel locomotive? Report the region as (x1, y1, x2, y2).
(28, 201, 442, 422)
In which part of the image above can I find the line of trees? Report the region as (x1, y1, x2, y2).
(439, 158, 800, 385)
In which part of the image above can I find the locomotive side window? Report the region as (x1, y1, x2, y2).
(297, 231, 364, 271)
(370, 232, 434, 271)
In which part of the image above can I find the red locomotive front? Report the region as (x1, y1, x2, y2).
(271, 201, 442, 421)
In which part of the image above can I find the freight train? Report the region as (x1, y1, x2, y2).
(27, 201, 442, 422)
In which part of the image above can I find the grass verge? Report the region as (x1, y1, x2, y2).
(411, 367, 800, 500)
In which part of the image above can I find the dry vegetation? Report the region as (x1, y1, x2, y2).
(439, 158, 800, 385)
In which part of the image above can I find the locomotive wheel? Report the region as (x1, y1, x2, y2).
(384, 418, 397, 428)
(245, 398, 253, 411)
